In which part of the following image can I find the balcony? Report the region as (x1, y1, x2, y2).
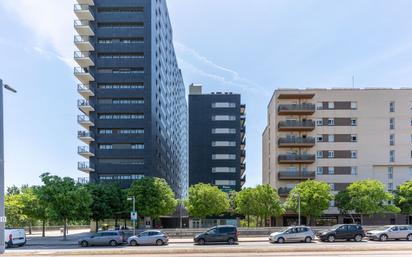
(241, 175, 246, 187)
(278, 187, 292, 197)
(74, 35, 94, 51)
(278, 137, 316, 148)
(77, 115, 94, 129)
(74, 20, 94, 36)
(278, 104, 316, 115)
(78, 146, 94, 158)
(278, 120, 315, 131)
(78, 162, 94, 173)
(78, 131, 94, 143)
(78, 99, 94, 114)
(74, 67, 94, 84)
(240, 115, 246, 126)
(278, 171, 316, 180)
(240, 140, 246, 150)
(278, 154, 316, 164)
(74, 4, 94, 21)
(240, 127, 246, 140)
(240, 163, 246, 177)
(240, 150, 246, 163)
(77, 0, 94, 5)
(240, 104, 246, 115)
(77, 84, 94, 98)
(74, 51, 94, 67)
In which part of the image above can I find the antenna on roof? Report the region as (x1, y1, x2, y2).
(352, 74, 355, 88)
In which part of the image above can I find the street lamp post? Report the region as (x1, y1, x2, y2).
(127, 196, 136, 236)
(292, 192, 301, 226)
(0, 79, 17, 253)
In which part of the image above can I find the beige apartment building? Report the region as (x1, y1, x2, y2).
(262, 88, 412, 225)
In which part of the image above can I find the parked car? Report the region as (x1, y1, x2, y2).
(78, 231, 125, 247)
(366, 225, 412, 241)
(4, 229, 26, 248)
(194, 225, 239, 245)
(127, 230, 169, 246)
(318, 224, 365, 242)
(269, 226, 315, 243)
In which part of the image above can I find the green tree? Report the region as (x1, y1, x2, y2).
(39, 173, 92, 240)
(128, 177, 177, 224)
(344, 179, 400, 223)
(19, 186, 49, 236)
(255, 184, 285, 227)
(335, 190, 356, 223)
(395, 180, 412, 219)
(285, 180, 333, 225)
(5, 192, 28, 228)
(184, 183, 230, 218)
(236, 188, 258, 227)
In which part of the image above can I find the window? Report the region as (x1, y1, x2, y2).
(317, 151, 323, 159)
(316, 102, 323, 110)
(212, 154, 236, 160)
(317, 167, 323, 175)
(98, 114, 144, 120)
(388, 183, 394, 191)
(99, 144, 113, 150)
(328, 151, 334, 159)
(390, 118, 395, 130)
(212, 141, 236, 147)
(351, 151, 358, 159)
(329, 183, 335, 191)
(328, 135, 335, 142)
(98, 158, 144, 165)
(328, 118, 335, 126)
(328, 102, 335, 109)
(99, 129, 113, 134)
(215, 180, 236, 186)
(328, 167, 335, 175)
(316, 135, 324, 142)
(351, 135, 357, 142)
(351, 102, 357, 110)
(316, 119, 323, 126)
(329, 200, 335, 207)
(388, 167, 394, 179)
(351, 118, 357, 126)
(390, 150, 395, 162)
(212, 128, 236, 134)
(98, 83, 144, 89)
(351, 167, 358, 175)
(212, 167, 236, 173)
(390, 134, 395, 146)
(131, 144, 145, 150)
(389, 101, 395, 112)
(212, 102, 236, 108)
(212, 115, 236, 121)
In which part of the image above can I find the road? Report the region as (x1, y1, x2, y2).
(5, 240, 412, 256)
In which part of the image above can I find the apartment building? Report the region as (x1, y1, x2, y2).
(74, 0, 188, 198)
(262, 88, 412, 225)
(189, 84, 246, 192)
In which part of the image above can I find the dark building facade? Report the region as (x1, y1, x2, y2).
(74, 0, 188, 198)
(188, 84, 246, 192)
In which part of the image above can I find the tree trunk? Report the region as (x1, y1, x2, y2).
(115, 218, 118, 228)
(28, 221, 32, 235)
(42, 220, 46, 237)
(360, 214, 363, 225)
(247, 215, 250, 228)
(307, 216, 311, 226)
(63, 219, 67, 240)
(95, 220, 99, 232)
(349, 214, 355, 224)
(256, 216, 259, 228)
(124, 218, 127, 229)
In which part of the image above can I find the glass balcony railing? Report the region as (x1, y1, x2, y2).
(74, 51, 91, 59)
(74, 4, 91, 11)
(278, 103, 316, 113)
(278, 171, 316, 180)
(78, 131, 93, 139)
(74, 20, 91, 27)
(278, 137, 316, 146)
(278, 120, 315, 130)
(78, 146, 93, 154)
(78, 162, 94, 172)
(278, 154, 316, 163)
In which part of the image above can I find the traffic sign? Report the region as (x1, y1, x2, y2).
(130, 212, 138, 221)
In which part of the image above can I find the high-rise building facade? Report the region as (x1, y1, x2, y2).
(74, 0, 188, 198)
(262, 88, 412, 224)
(189, 84, 246, 192)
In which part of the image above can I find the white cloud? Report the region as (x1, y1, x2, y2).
(1, 0, 75, 67)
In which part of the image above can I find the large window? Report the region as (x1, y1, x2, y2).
(212, 115, 236, 121)
(212, 167, 236, 173)
(212, 141, 236, 147)
(98, 114, 144, 120)
(215, 180, 236, 186)
(100, 174, 144, 181)
(212, 102, 236, 108)
(212, 154, 236, 160)
(97, 83, 144, 89)
(212, 128, 236, 134)
(98, 159, 144, 165)
(98, 129, 144, 134)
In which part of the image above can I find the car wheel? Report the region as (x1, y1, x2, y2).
(109, 240, 117, 247)
(156, 239, 164, 246)
(227, 238, 235, 245)
(130, 240, 138, 246)
(327, 235, 335, 243)
(304, 237, 312, 243)
(354, 234, 363, 242)
(198, 238, 205, 245)
(379, 234, 388, 241)
(407, 234, 412, 241)
(81, 241, 88, 247)
(277, 237, 285, 244)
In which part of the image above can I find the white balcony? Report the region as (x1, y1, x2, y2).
(77, 84, 94, 99)
(78, 162, 94, 173)
(74, 20, 94, 36)
(77, 0, 94, 5)
(77, 115, 94, 129)
(74, 67, 94, 84)
(74, 4, 94, 21)
(78, 99, 94, 114)
(74, 51, 94, 67)
(78, 131, 94, 143)
(78, 146, 94, 158)
(74, 36, 94, 51)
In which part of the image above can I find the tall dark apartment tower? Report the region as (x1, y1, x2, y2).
(74, 0, 188, 198)
(188, 84, 246, 192)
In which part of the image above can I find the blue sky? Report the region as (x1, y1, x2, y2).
(1, 0, 412, 188)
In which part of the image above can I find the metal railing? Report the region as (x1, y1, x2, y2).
(78, 99, 92, 107)
(77, 115, 92, 123)
(74, 67, 91, 74)
(278, 171, 316, 179)
(77, 84, 91, 92)
(278, 154, 316, 162)
(74, 4, 91, 12)
(78, 162, 92, 170)
(78, 146, 92, 154)
(278, 103, 316, 112)
(74, 20, 91, 27)
(278, 120, 315, 128)
(74, 51, 91, 58)
(278, 137, 316, 145)
(78, 131, 93, 138)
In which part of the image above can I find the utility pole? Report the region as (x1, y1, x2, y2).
(0, 79, 17, 253)
(127, 196, 136, 236)
(298, 193, 301, 226)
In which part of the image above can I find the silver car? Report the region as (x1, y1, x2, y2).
(78, 231, 125, 247)
(366, 225, 412, 241)
(128, 230, 169, 246)
(269, 226, 315, 243)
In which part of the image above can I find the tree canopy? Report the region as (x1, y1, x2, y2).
(395, 179, 412, 215)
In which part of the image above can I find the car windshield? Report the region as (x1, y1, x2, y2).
(376, 226, 393, 231)
(280, 227, 291, 233)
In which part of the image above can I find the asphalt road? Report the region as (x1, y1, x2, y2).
(5, 240, 412, 256)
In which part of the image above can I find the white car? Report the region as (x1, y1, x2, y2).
(128, 230, 169, 246)
(269, 226, 315, 243)
(5, 229, 26, 248)
(366, 225, 412, 241)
